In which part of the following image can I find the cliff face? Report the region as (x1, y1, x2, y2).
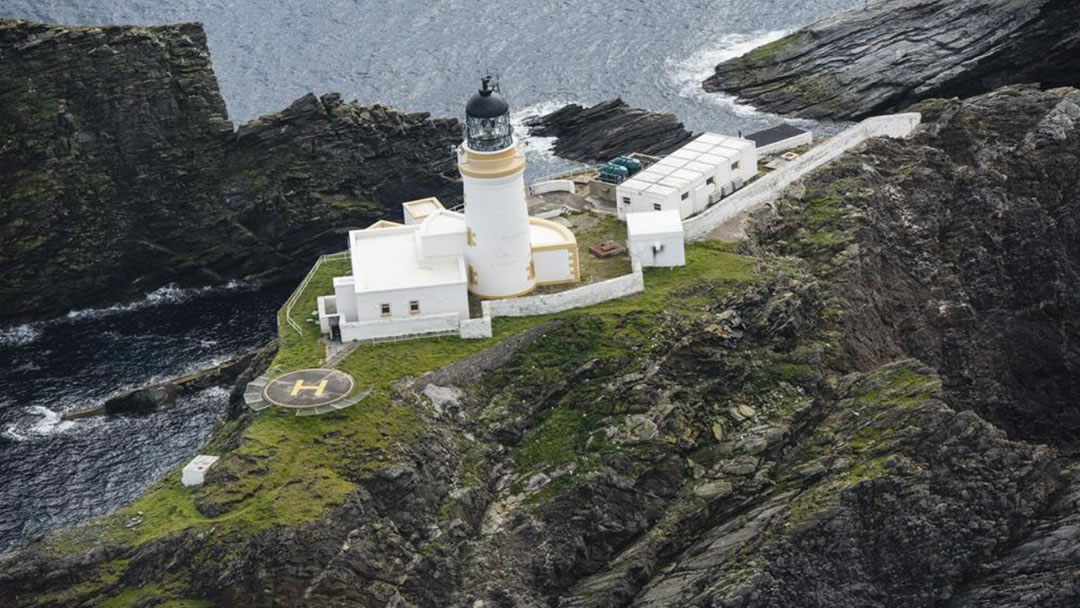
(703, 0, 1080, 120)
(525, 99, 694, 163)
(4, 85, 1079, 607)
(0, 20, 462, 323)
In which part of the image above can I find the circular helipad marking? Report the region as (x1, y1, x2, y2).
(262, 369, 355, 409)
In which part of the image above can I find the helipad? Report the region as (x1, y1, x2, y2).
(262, 369, 354, 409)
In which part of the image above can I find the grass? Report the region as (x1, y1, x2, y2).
(273, 253, 351, 371)
(35, 239, 758, 608)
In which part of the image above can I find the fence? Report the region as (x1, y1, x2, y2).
(281, 251, 349, 336)
(682, 112, 923, 241)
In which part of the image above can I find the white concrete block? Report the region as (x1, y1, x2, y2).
(182, 455, 219, 487)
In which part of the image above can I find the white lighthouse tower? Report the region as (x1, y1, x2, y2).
(457, 77, 536, 298)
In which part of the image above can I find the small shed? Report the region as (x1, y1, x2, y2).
(747, 124, 812, 156)
(627, 210, 685, 267)
(182, 455, 219, 486)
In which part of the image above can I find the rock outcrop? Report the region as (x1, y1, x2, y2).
(4, 84, 1079, 607)
(525, 99, 694, 163)
(0, 20, 463, 324)
(704, 0, 1080, 120)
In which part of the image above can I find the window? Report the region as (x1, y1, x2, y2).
(467, 265, 477, 286)
(706, 177, 715, 185)
(380, 303, 391, 317)
(409, 300, 420, 314)
(732, 161, 740, 171)
(622, 196, 630, 205)
(527, 259, 535, 280)
(466, 227, 476, 247)
(653, 203, 662, 211)
(680, 192, 689, 200)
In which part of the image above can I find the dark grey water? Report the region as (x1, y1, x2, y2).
(6, 0, 863, 176)
(0, 282, 290, 550)
(0, 0, 864, 550)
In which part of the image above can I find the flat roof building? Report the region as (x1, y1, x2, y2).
(616, 133, 756, 221)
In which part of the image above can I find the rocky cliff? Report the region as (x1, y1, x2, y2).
(703, 0, 1080, 120)
(525, 99, 694, 163)
(3, 85, 1078, 607)
(0, 20, 462, 323)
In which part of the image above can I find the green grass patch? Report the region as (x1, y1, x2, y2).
(273, 253, 351, 371)
(38, 241, 758, 572)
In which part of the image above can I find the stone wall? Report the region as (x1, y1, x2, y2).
(458, 261, 644, 339)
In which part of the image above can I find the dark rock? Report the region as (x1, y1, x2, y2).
(704, 0, 1080, 120)
(525, 99, 694, 164)
(0, 20, 463, 324)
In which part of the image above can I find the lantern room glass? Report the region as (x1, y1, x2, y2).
(466, 114, 513, 151)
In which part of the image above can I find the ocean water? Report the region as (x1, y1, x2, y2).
(6, 0, 864, 176)
(0, 0, 864, 550)
(0, 282, 290, 550)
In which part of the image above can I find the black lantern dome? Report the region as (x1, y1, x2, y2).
(465, 76, 513, 151)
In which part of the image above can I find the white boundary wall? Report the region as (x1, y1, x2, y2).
(341, 312, 461, 342)
(756, 131, 813, 156)
(529, 179, 576, 195)
(458, 260, 644, 339)
(683, 113, 922, 241)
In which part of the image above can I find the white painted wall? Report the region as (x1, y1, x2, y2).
(333, 276, 359, 323)
(418, 230, 467, 259)
(461, 143, 536, 298)
(485, 261, 643, 318)
(629, 234, 685, 267)
(534, 247, 575, 284)
(353, 281, 468, 324)
(757, 131, 813, 156)
(529, 179, 576, 195)
(459, 317, 493, 339)
(682, 113, 922, 241)
(340, 312, 461, 342)
(317, 295, 337, 333)
(182, 455, 219, 487)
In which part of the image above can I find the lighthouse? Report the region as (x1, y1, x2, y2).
(457, 77, 536, 298)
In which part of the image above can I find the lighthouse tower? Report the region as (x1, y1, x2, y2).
(457, 77, 535, 298)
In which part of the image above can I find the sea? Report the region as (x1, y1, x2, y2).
(0, 0, 864, 551)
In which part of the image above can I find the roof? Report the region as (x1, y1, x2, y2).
(367, 219, 404, 230)
(747, 124, 809, 147)
(402, 197, 445, 221)
(418, 209, 466, 237)
(466, 79, 510, 118)
(618, 132, 753, 194)
(348, 225, 466, 293)
(529, 217, 577, 248)
(626, 210, 684, 238)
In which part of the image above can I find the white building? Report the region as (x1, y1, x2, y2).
(616, 133, 756, 221)
(182, 455, 219, 487)
(316, 78, 580, 343)
(626, 210, 685, 267)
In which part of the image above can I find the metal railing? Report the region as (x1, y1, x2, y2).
(282, 251, 349, 336)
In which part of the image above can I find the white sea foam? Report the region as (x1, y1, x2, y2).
(510, 99, 583, 164)
(667, 30, 791, 117)
(64, 280, 257, 322)
(0, 324, 42, 346)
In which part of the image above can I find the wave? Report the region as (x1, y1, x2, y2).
(2, 406, 76, 442)
(64, 279, 256, 322)
(0, 324, 42, 347)
(510, 99, 583, 164)
(666, 30, 791, 117)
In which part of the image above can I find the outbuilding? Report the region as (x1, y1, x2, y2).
(182, 455, 219, 486)
(616, 133, 756, 221)
(626, 210, 685, 267)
